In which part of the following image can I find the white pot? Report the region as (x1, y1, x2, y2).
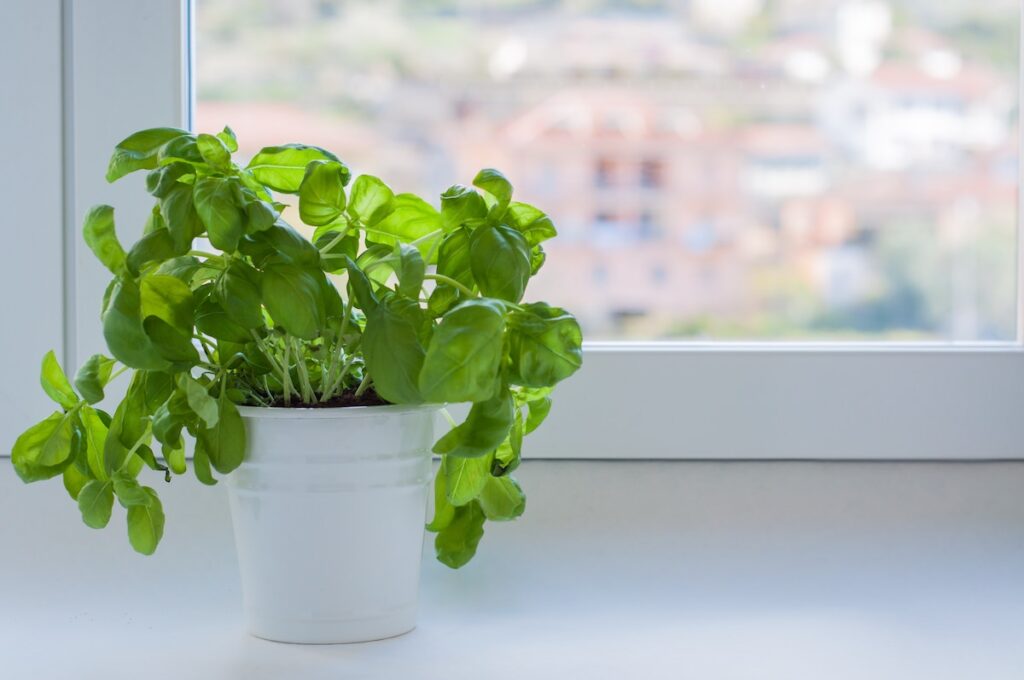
(227, 404, 440, 644)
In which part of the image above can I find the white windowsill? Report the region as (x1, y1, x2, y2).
(2, 460, 1023, 679)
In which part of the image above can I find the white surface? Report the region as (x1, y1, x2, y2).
(229, 406, 438, 642)
(532, 344, 1024, 459)
(2, 460, 1023, 679)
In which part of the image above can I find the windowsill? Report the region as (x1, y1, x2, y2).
(2, 460, 1023, 678)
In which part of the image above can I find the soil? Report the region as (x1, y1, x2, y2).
(266, 388, 390, 409)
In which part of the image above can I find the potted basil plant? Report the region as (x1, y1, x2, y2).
(11, 127, 582, 643)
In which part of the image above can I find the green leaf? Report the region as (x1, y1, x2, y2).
(157, 134, 203, 166)
(246, 144, 340, 193)
(507, 302, 583, 387)
(347, 174, 395, 226)
(426, 470, 455, 532)
(140, 275, 194, 333)
(470, 224, 531, 303)
(419, 299, 505, 403)
(178, 374, 219, 428)
(217, 126, 238, 152)
(428, 228, 474, 316)
(106, 127, 189, 182)
(440, 184, 488, 231)
(112, 471, 152, 508)
(434, 501, 486, 569)
(127, 227, 180, 274)
(216, 262, 263, 329)
(163, 441, 186, 475)
(472, 168, 513, 212)
(11, 412, 76, 482)
(369, 194, 443, 258)
(245, 199, 278, 233)
(444, 454, 491, 507)
(160, 183, 203, 253)
(196, 394, 245, 474)
(83, 205, 127, 276)
(63, 462, 90, 500)
(261, 263, 325, 340)
(126, 487, 165, 555)
(194, 291, 252, 343)
(196, 133, 231, 170)
(523, 394, 552, 434)
(145, 162, 193, 199)
(193, 177, 244, 252)
(79, 405, 110, 480)
(344, 256, 379, 312)
(299, 160, 349, 226)
(77, 479, 114, 529)
(142, 316, 200, 367)
(40, 350, 78, 409)
(433, 390, 514, 458)
(478, 475, 526, 521)
(241, 224, 321, 269)
(503, 202, 557, 246)
(362, 297, 425, 404)
(73, 354, 116, 404)
(192, 440, 218, 485)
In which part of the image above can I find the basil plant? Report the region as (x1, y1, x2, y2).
(11, 127, 582, 567)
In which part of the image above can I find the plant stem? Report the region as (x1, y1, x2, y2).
(282, 339, 292, 407)
(424, 273, 475, 298)
(188, 249, 220, 259)
(316, 226, 352, 254)
(291, 336, 314, 403)
(354, 371, 372, 398)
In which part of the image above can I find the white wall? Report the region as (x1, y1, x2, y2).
(0, 1, 65, 444)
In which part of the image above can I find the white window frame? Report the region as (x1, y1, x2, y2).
(12, 0, 1022, 460)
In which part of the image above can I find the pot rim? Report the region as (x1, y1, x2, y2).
(236, 403, 443, 420)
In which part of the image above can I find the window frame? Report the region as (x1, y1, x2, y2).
(55, 0, 1024, 460)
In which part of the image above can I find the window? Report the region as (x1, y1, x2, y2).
(46, 0, 1024, 461)
(196, 0, 1020, 342)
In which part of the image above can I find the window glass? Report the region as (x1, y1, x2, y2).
(196, 0, 1019, 340)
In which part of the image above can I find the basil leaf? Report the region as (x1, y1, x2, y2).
(126, 487, 165, 555)
(478, 476, 526, 521)
(106, 127, 189, 182)
(419, 299, 505, 403)
(507, 302, 583, 387)
(103, 279, 171, 371)
(369, 193, 443, 258)
(10, 411, 76, 481)
(40, 350, 78, 409)
(196, 133, 231, 170)
(193, 177, 244, 252)
(362, 297, 425, 404)
(77, 480, 114, 529)
(261, 263, 325, 340)
(196, 394, 245, 474)
(440, 184, 488, 231)
(433, 390, 514, 458)
(83, 205, 127, 276)
(347, 174, 395, 226)
(472, 168, 513, 212)
(434, 501, 486, 569)
(502, 201, 557, 246)
(246, 144, 340, 193)
(470, 223, 530, 303)
(299, 160, 349, 226)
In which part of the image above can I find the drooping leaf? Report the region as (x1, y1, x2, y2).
(140, 274, 195, 333)
(83, 205, 127, 276)
(159, 183, 203, 253)
(443, 454, 491, 507)
(433, 390, 514, 458)
(434, 501, 486, 569)
(10, 412, 76, 482)
(502, 201, 557, 246)
(426, 470, 455, 532)
(215, 261, 263, 329)
(195, 394, 245, 474)
(478, 475, 526, 521)
(440, 184, 488, 231)
(126, 487, 165, 555)
(177, 374, 219, 428)
(112, 471, 153, 508)
(77, 479, 114, 529)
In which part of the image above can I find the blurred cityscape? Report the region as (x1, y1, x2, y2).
(196, 0, 1019, 340)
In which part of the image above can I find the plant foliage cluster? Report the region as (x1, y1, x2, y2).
(11, 127, 582, 566)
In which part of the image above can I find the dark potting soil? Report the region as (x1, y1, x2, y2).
(266, 388, 389, 409)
